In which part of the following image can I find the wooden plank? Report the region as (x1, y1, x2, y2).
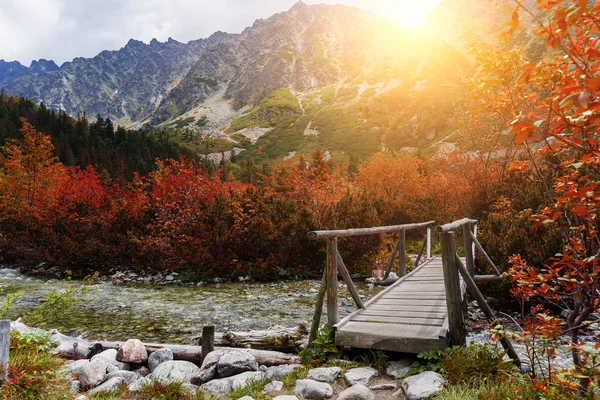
(335, 250, 365, 309)
(0, 320, 8, 382)
(381, 294, 446, 300)
(473, 275, 504, 283)
(440, 231, 466, 346)
(351, 315, 444, 326)
(440, 218, 478, 232)
(309, 269, 327, 342)
(367, 304, 447, 313)
(307, 221, 435, 240)
(376, 299, 445, 306)
(338, 321, 444, 339)
(326, 238, 339, 328)
(358, 310, 447, 318)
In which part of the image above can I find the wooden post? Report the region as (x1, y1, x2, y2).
(200, 325, 215, 362)
(383, 233, 402, 279)
(454, 254, 521, 367)
(472, 224, 478, 258)
(414, 230, 428, 268)
(0, 320, 9, 382)
(463, 222, 475, 276)
(335, 250, 365, 309)
(440, 231, 465, 346)
(309, 269, 327, 342)
(326, 238, 339, 329)
(426, 227, 432, 259)
(398, 229, 406, 277)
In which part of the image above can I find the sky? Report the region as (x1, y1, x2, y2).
(0, 0, 441, 66)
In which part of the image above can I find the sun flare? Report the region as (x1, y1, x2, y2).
(389, 6, 429, 29)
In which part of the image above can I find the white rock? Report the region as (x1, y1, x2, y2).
(106, 370, 138, 384)
(61, 359, 89, 375)
(88, 377, 125, 395)
(192, 350, 226, 384)
(128, 377, 153, 391)
(294, 379, 334, 399)
(265, 364, 302, 381)
(307, 367, 341, 383)
(338, 383, 374, 400)
(386, 359, 412, 379)
(264, 380, 284, 392)
(133, 366, 150, 378)
(237, 397, 255, 400)
(91, 349, 130, 370)
(370, 383, 396, 390)
(217, 350, 259, 377)
(148, 348, 174, 372)
(150, 360, 202, 384)
(401, 371, 444, 400)
(200, 371, 265, 398)
(344, 367, 378, 386)
(117, 339, 148, 364)
(273, 396, 299, 400)
(74, 396, 89, 400)
(79, 357, 109, 390)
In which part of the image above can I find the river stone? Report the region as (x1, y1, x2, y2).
(237, 397, 254, 400)
(265, 364, 302, 381)
(91, 349, 130, 370)
(70, 379, 80, 394)
(344, 367, 378, 386)
(264, 380, 284, 392)
(217, 350, 258, 378)
(401, 371, 444, 400)
(191, 350, 226, 384)
(385, 359, 412, 379)
(150, 360, 202, 384)
(370, 383, 396, 390)
(89, 376, 125, 395)
(294, 379, 334, 399)
(61, 359, 89, 375)
(273, 397, 299, 400)
(74, 396, 88, 400)
(117, 339, 148, 364)
(148, 348, 174, 372)
(129, 377, 153, 391)
(338, 384, 374, 400)
(200, 371, 265, 398)
(106, 370, 138, 385)
(307, 367, 341, 382)
(133, 366, 150, 378)
(79, 357, 109, 390)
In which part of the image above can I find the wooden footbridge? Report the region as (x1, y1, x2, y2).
(307, 219, 520, 364)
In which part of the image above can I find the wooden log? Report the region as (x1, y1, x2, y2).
(473, 275, 505, 284)
(383, 232, 402, 280)
(413, 231, 428, 268)
(463, 222, 475, 276)
(98, 341, 301, 366)
(307, 221, 435, 240)
(454, 254, 521, 367)
(326, 238, 339, 328)
(440, 218, 478, 232)
(335, 250, 365, 309)
(0, 320, 9, 382)
(309, 269, 327, 343)
(471, 232, 502, 276)
(201, 326, 215, 362)
(215, 324, 308, 351)
(399, 229, 407, 277)
(440, 231, 466, 346)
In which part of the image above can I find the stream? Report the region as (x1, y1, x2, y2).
(0, 267, 382, 344)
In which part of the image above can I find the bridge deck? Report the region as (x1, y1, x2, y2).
(335, 256, 462, 353)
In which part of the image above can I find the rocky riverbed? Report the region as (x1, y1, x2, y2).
(0, 267, 383, 344)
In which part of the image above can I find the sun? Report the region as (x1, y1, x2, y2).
(389, 6, 429, 30)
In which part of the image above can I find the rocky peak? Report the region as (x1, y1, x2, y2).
(289, 1, 309, 12)
(29, 59, 59, 73)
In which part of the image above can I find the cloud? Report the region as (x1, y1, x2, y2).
(0, 0, 440, 65)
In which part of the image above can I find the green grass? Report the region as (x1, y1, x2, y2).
(171, 117, 196, 129)
(229, 88, 302, 132)
(195, 116, 209, 128)
(88, 380, 217, 399)
(228, 377, 270, 399)
(280, 366, 308, 388)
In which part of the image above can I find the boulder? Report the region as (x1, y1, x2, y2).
(106, 370, 138, 385)
(148, 348, 174, 372)
(191, 350, 225, 385)
(133, 366, 150, 378)
(150, 360, 202, 384)
(273, 397, 299, 400)
(264, 380, 284, 392)
(88, 377, 125, 395)
(238, 397, 255, 400)
(74, 396, 89, 400)
(200, 371, 265, 398)
(217, 350, 259, 378)
(401, 371, 444, 400)
(370, 383, 396, 390)
(386, 359, 412, 379)
(79, 357, 109, 390)
(337, 384, 374, 400)
(265, 364, 302, 381)
(61, 359, 89, 376)
(128, 377, 153, 391)
(116, 339, 148, 364)
(294, 379, 334, 399)
(91, 349, 130, 370)
(107, 364, 120, 374)
(344, 367, 378, 386)
(307, 367, 341, 383)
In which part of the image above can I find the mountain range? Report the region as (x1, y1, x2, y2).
(0, 1, 513, 162)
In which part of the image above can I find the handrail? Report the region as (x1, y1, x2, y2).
(307, 221, 435, 240)
(439, 218, 478, 232)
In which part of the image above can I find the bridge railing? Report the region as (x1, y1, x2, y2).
(440, 218, 521, 366)
(306, 221, 435, 341)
